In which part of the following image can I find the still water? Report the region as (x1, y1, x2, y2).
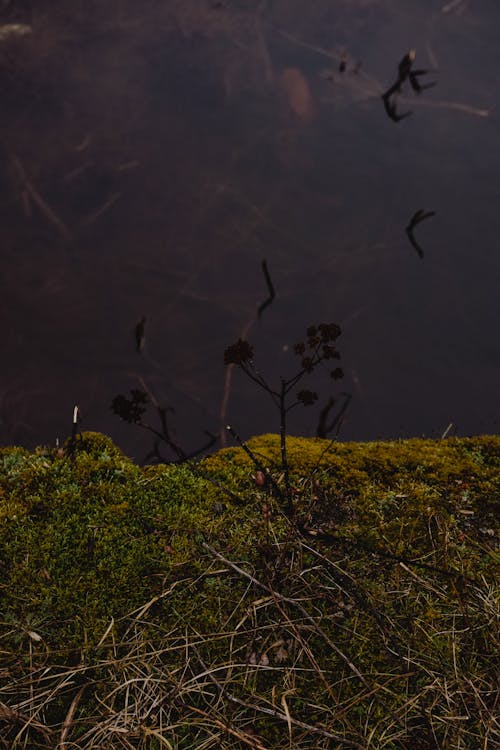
(1, 0, 499, 460)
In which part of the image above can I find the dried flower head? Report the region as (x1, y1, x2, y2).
(319, 322, 342, 342)
(322, 344, 338, 359)
(297, 389, 318, 406)
(111, 389, 149, 424)
(224, 338, 254, 365)
(307, 335, 320, 348)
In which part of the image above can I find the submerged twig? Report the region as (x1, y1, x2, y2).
(257, 259, 275, 319)
(316, 392, 352, 438)
(130, 376, 217, 464)
(381, 50, 436, 123)
(81, 191, 122, 227)
(405, 209, 436, 258)
(219, 317, 254, 444)
(220, 258, 278, 443)
(135, 316, 146, 353)
(10, 155, 72, 241)
(382, 90, 412, 122)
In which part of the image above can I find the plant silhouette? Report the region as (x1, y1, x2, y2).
(110, 316, 346, 516)
(111, 388, 216, 463)
(224, 322, 344, 516)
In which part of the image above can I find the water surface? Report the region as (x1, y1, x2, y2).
(1, 0, 498, 459)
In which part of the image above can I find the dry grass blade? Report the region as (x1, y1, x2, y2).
(190, 604, 366, 746)
(182, 703, 271, 750)
(59, 686, 85, 749)
(191, 642, 365, 748)
(0, 700, 53, 746)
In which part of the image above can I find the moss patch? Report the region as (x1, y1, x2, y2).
(0, 432, 498, 748)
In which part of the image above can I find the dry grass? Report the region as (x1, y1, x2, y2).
(1, 432, 498, 748)
(1, 530, 498, 749)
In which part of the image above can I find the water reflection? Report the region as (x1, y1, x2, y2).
(0, 0, 498, 458)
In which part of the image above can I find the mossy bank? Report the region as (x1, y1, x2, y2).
(0, 432, 498, 749)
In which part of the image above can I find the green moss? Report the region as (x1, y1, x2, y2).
(68, 430, 130, 460)
(0, 431, 498, 748)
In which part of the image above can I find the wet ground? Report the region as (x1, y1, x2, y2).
(1, 0, 499, 460)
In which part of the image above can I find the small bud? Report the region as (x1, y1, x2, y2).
(254, 470, 267, 487)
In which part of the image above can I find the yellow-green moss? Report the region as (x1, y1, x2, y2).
(0, 431, 498, 748)
(1, 431, 497, 641)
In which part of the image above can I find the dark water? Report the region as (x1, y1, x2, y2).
(1, 0, 499, 460)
